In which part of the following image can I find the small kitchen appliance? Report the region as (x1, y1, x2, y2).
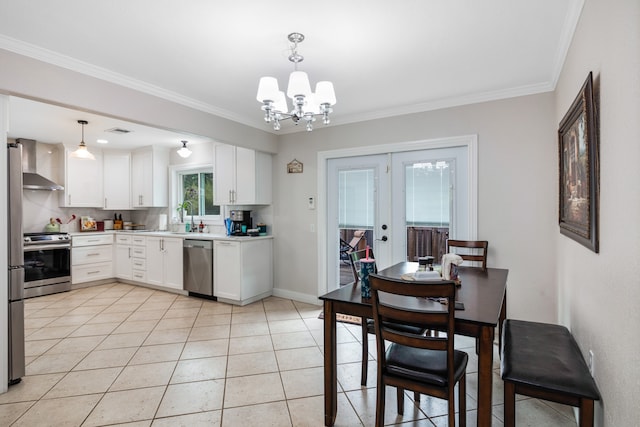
(229, 210, 252, 235)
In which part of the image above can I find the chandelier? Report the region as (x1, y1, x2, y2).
(256, 32, 336, 132)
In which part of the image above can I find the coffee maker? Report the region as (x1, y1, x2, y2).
(229, 210, 252, 235)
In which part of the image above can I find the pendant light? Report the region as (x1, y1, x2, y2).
(177, 140, 192, 158)
(71, 120, 95, 160)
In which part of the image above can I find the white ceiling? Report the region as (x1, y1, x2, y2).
(0, 0, 582, 148)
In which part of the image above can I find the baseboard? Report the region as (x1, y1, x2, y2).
(272, 287, 321, 306)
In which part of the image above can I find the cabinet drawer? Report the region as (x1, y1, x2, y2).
(132, 258, 146, 270)
(132, 236, 146, 246)
(114, 234, 132, 245)
(131, 269, 147, 282)
(72, 246, 113, 265)
(72, 261, 112, 284)
(131, 246, 146, 258)
(73, 234, 113, 247)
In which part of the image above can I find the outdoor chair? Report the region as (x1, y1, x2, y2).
(339, 230, 366, 264)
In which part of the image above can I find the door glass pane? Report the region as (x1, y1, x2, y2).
(405, 160, 452, 262)
(338, 169, 374, 228)
(338, 168, 374, 285)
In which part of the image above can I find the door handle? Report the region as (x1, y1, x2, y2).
(376, 235, 388, 242)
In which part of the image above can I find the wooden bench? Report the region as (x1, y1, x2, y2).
(500, 319, 601, 427)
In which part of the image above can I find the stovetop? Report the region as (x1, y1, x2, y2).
(24, 232, 71, 245)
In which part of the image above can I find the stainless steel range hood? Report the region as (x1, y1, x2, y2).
(16, 138, 64, 191)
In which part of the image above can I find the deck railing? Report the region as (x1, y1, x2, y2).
(406, 226, 449, 262)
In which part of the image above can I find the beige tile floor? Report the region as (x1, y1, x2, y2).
(0, 282, 578, 426)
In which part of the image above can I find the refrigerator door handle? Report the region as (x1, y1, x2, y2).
(8, 143, 24, 267)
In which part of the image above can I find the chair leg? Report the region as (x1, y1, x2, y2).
(361, 320, 369, 386)
(376, 382, 386, 427)
(504, 381, 516, 427)
(396, 387, 404, 415)
(458, 373, 467, 427)
(448, 393, 455, 427)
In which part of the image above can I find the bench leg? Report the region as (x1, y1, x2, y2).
(504, 381, 516, 427)
(579, 398, 595, 427)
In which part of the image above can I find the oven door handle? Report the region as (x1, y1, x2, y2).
(24, 244, 71, 252)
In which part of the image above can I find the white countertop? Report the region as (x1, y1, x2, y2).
(70, 230, 273, 241)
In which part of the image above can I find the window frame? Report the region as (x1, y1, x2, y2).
(169, 163, 222, 223)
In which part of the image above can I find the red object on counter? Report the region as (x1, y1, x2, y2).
(96, 221, 104, 231)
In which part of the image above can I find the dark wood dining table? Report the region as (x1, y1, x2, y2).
(320, 262, 508, 427)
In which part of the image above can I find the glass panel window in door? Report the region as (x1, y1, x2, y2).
(405, 160, 452, 262)
(338, 168, 374, 285)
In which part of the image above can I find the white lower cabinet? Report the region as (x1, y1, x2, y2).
(214, 238, 272, 305)
(146, 236, 183, 290)
(114, 234, 146, 281)
(72, 234, 113, 284)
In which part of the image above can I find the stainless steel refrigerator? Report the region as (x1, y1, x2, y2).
(7, 142, 25, 385)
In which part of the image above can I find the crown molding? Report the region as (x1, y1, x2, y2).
(0, 35, 257, 129)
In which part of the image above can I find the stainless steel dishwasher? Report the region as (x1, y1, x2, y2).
(183, 239, 214, 297)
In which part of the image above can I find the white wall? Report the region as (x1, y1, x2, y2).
(555, 0, 640, 425)
(274, 93, 559, 322)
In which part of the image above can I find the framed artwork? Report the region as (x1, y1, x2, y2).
(287, 159, 303, 173)
(558, 72, 599, 252)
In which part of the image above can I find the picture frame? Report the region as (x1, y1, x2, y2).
(287, 158, 303, 174)
(558, 72, 599, 252)
(80, 216, 97, 232)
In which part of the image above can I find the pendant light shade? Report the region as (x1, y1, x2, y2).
(177, 140, 192, 158)
(315, 81, 337, 106)
(71, 120, 95, 160)
(286, 71, 312, 98)
(256, 77, 280, 103)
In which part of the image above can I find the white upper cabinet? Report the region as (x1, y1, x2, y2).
(103, 151, 131, 210)
(131, 146, 169, 208)
(59, 145, 104, 207)
(214, 144, 272, 205)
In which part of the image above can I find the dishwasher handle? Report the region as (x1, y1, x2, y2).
(183, 239, 213, 250)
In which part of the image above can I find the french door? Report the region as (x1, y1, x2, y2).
(327, 154, 390, 287)
(322, 137, 476, 294)
(390, 146, 469, 264)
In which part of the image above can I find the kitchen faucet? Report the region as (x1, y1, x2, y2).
(182, 200, 196, 232)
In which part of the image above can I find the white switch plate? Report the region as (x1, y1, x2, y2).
(308, 197, 315, 210)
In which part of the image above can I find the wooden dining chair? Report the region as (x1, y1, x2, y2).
(349, 249, 428, 386)
(369, 274, 468, 427)
(445, 239, 488, 271)
(446, 239, 506, 351)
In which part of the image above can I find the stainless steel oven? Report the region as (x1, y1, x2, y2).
(23, 232, 72, 298)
